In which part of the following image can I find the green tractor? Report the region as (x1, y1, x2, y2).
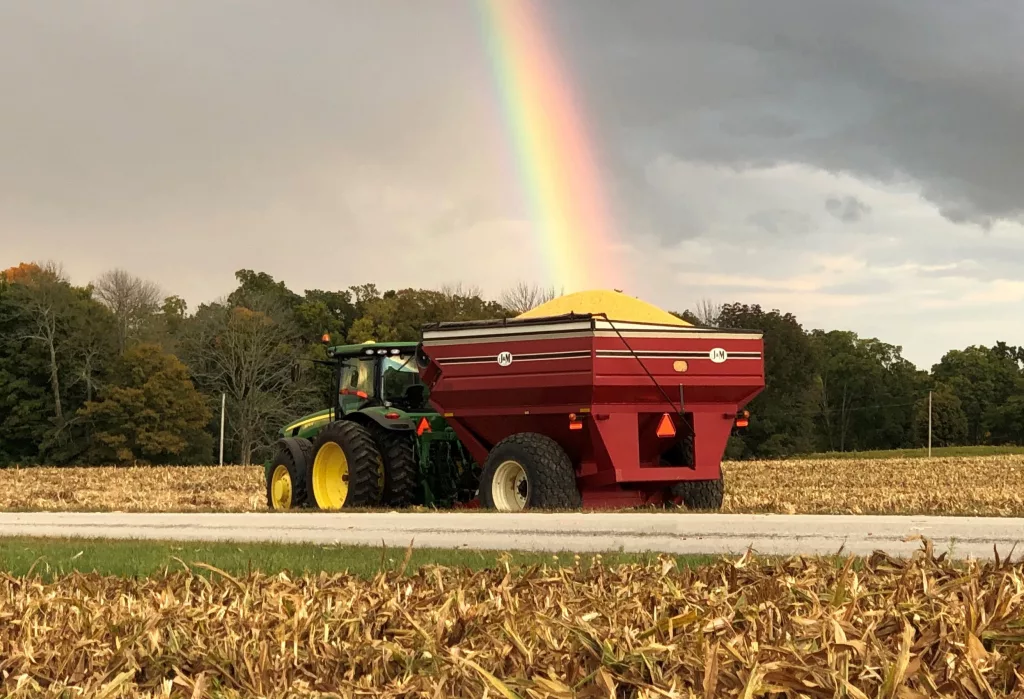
(264, 341, 477, 511)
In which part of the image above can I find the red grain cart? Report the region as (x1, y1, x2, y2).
(417, 313, 765, 510)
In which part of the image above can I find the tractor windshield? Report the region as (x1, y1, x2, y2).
(338, 357, 375, 411)
(380, 354, 426, 409)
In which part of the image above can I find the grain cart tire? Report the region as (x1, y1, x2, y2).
(668, 474, 725, 511)
(307, 421, 384, 510)
(374, 427, 420, 507)
(265, 437, 313, 510)
(479, 432, 581, 511)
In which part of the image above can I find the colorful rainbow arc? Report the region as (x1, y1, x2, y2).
(477, 0, 625, 293)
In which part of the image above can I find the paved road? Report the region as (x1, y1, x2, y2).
(2, 511, 1023, 559)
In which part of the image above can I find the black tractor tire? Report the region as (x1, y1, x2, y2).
(307, 421, 384, 510)
(373, 428, 420, 507)
(479, 432, 581, 511)
(668, 473, 725, 511)
(265, 438, 313, 510)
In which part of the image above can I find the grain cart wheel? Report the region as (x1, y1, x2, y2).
(668, 473, 725, 511)
(479, 433, 581, 511)
(374, 428, 420, 507)
(265, 438, 313, 510)
(307, 421, 384, 510)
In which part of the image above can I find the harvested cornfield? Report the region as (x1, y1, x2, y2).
(0, 465, 263, 513)
(1, 543, 1023, 697)
(2, 454, 1024, 515)
(722, 454, 1024, 516)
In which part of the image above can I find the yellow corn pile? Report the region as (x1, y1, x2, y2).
(0, 543, 1021, 697)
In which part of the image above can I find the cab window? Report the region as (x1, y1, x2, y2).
(339, 358, 374, 410)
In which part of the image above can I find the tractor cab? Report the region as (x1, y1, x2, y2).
(328, 342, 429, 417)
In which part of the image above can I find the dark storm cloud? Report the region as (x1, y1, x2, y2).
(3, 0, 1021, 240)
(825, 196, 871, 224)
(550, 0, 1024, 230)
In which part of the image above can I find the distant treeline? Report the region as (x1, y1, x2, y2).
(1, 263, 1020, 466)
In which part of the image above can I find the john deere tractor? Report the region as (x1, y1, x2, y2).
(264, 342, 477, 511)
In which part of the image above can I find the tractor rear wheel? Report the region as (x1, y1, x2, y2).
(668, 474, 725, 510)
(479, 432, 581, 511)
(265, 438, 313, 510)
(307, 421, 384, 510)
(374, 428, 420, 507)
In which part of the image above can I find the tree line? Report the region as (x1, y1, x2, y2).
(1, 262, 1020, 467)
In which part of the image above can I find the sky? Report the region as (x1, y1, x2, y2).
(2, 1, 1024, 370)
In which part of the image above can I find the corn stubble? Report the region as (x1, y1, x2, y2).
(3, 455, 1024, 516)
(2, 543, 1024, 697)
(722, 455, 1024, 516)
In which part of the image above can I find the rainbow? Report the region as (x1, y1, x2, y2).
(477, 0, 625, 292)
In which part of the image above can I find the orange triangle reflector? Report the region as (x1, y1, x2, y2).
(416, 417, 431, 436)
(656, 413, 676, 438)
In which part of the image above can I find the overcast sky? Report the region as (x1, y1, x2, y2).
(3, 1, 1023, 369)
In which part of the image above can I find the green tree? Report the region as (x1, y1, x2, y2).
(715, 303, 818, 458)
(78, 344, 213, 465)
(912, 383, 968, 447)
(810, 331, 925, 452)
(295, 289, 357, 345)
(347, 287, 505, 343)
(932, 345, 1022, 443)
(0, 274, 52, 464)
(983, 395, 1024, 445)
(1, 263, 118, 462)
(226, 269, 302, 311)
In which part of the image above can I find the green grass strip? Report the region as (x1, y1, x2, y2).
(0, 536, 728, 581)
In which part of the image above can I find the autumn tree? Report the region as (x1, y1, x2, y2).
(498, 281, 560, 314)
(179, 298, 315, 464)
(7, 262, 78, 429)
(92, 269, 162, 354)
(77, 344, 213, 465)
(347, 287, 505, 343)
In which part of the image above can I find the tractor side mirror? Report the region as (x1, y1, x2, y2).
(415, 342, 430, 370)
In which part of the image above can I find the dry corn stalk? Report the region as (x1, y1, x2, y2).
(3, 455, 1024, 516)
(1, 542, 1024, 697)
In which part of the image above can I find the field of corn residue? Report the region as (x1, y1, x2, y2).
(1, 454, 1024, 515)
(1, 543, 1023, 697)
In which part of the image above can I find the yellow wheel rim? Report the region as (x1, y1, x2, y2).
(270, 464, 292, 509)
(312, 441, 349, 509)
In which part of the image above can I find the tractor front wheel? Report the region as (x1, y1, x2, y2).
(479, 433, 581, 511)
(265, 438, 313, 510)
(307, 421, 384, 510)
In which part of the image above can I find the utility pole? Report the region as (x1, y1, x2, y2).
(219, 392, 226, 466)
(927, 390, 932, 458)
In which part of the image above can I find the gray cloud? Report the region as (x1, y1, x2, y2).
(3, 1, 1024, 370)
(552, 1, 1024, 229)
(825, 195, 871, 223)
(747, 209, 813, 236)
